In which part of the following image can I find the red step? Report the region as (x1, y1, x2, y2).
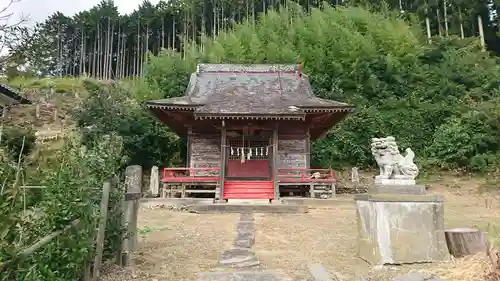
(223, 180, 274, 199)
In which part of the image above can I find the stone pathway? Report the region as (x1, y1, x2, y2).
(197, 213, 292, 281)
(219, 213, 259, 269)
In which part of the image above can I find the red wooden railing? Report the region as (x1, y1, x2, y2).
(277, 168, 336, 183)
(163, 167, 221, 182)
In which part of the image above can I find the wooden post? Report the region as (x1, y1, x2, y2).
(35, 104, 40, 119)
(149, 166, 159, 197)
(92, 181, 111, 279)
(187, 126, 192, 168)
(218, 120, 227, 201)
(272, 124, 279, 201)
(121, 165, 142, 266)
(445, 228, 488, 258)
(305, 129, 310, 169)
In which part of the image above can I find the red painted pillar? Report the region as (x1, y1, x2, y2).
(272, 124, 279, 201)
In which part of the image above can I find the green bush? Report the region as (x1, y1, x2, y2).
(0, 134, 126, 281)
(0, 127, 36, 159)
(144, 5, 500, 172)
(74, 79, 181, 168)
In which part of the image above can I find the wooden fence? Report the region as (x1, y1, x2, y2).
(0, 165, 143, 280)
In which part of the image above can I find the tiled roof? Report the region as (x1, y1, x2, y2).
(146, 64, 353, 115)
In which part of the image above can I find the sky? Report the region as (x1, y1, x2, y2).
(1, 0, 160, 26)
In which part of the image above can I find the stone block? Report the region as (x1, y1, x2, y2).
(368, 184, 426, 195)
(354, 194, 450, 265)
(375, 178, 415, 186)
(219, 248, 260, 268)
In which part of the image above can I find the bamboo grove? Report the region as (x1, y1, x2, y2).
(6, 0, 500, 79)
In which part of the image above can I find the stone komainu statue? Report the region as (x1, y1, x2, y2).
(370, 136, 419, 180)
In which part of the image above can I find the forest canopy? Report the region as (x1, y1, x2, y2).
(139, 5, 500, 172)
(4, 0, 500, 78)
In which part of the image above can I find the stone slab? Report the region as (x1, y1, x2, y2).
(240, 213, 255, 221)
(140, 198, 214, 207)
(237, 222, 256, 231)
(369, 185, 426, 195)
(219, 248, 260, 268)
(188, 204, 309, 214)
(355, 198, 450, 265)
(354, 194, 444, 203)
(197, 270, 292, 281)
(375, 179, 415, 186)
(281, 197, 353, 207)
(308, 263, 334, 281)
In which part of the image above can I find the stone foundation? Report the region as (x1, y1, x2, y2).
(355, 194, 450, 265)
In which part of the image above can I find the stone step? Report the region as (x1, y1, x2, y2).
(188, 204, 308, 214)
(227, 199, 273, 205)
(197, 270, 293, 281)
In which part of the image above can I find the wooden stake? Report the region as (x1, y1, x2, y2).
(92, 181, 111, 279)
(445, 228, 488, 258)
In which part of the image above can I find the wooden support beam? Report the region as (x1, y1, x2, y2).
(305, 129, 311, 169)
(219, 121, 227, 201)
(272, 124, 279, 201)
(187, 126, 192, 168)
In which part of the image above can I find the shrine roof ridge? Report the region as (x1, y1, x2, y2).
(196, 63, 300, 74)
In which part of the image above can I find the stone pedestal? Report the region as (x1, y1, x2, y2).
(355, 194, 450, 265)
(371, 178, 426, 195)
(375, 178, 416, 186)
(369, 184, 426, 195)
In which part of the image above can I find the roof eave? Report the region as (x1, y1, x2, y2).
(146, 102, 200, 111)
(194, 112, 306, 121)
(302, 106, 355, 113)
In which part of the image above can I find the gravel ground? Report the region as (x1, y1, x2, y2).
(99, 177, 499, 281)
(99, 207, 239, 281)
(252, 183, 500, 281)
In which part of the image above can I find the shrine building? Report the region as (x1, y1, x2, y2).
(146, 63, 354, 201)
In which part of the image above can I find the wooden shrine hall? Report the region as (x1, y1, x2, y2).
(146, 63, 354, 201)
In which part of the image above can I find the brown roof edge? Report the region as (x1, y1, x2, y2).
(146, 102, 200, 111)
(302, 106, 355, 113)
(194, 113, 306, 121)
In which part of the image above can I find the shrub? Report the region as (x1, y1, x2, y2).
(0, 134, 126, 281)
(74, 79, 181, 168)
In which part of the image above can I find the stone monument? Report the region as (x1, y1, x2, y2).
(370, 136, 425, 195)
(354, 136, 450, 265)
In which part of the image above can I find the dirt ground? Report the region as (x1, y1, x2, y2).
(100, 209, 240, 281)
(100, 177, 500, 281)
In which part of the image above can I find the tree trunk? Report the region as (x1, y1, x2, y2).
(443, 0, 448, 36)
(458, 7, 464, 39)
(436, 0, 442, 37)
(445, 228, 488, 258)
